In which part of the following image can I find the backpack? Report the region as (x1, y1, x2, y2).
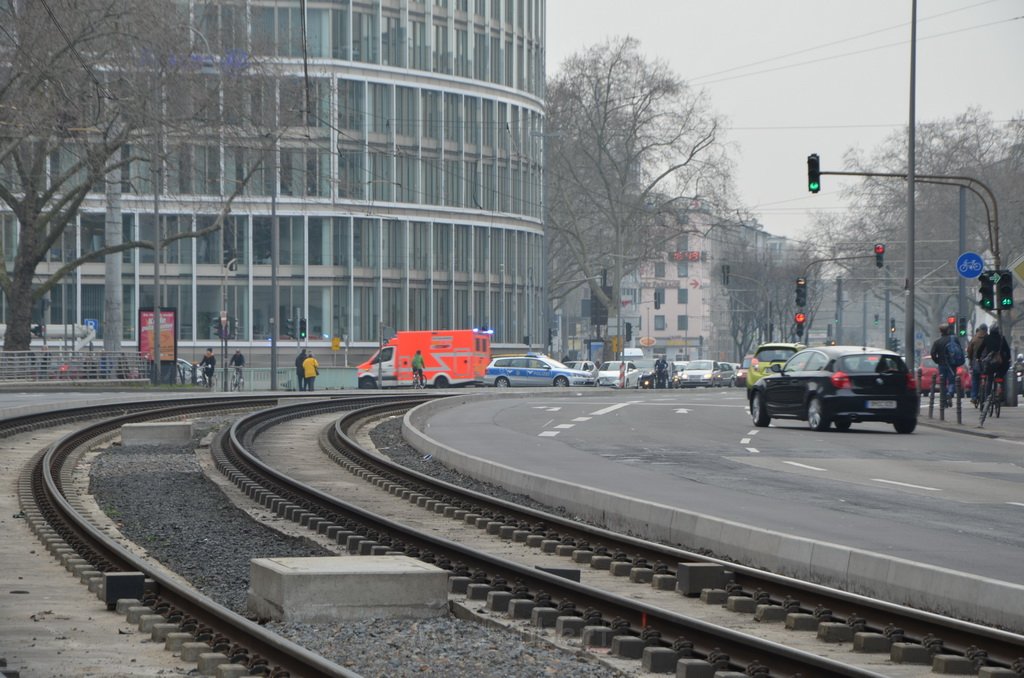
(945, 336, 966, 368)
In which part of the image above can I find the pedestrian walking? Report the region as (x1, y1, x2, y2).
(294, 349, 307, 392)
(929, 323, 959, 406)
(967, 324, 988, 404)
(302, 352, 320, 392)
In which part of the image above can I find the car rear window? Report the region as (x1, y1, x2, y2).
(755, 348, 797, 362)
(836, 354, 907, 374)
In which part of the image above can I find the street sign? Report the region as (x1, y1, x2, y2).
(1011, 254, 1024, 287)
(638, 336, 656, 347)
(689, 278, 700, 289)
(956, 252, 984, 279)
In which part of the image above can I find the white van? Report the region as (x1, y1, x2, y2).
(622, 347, 645, 359)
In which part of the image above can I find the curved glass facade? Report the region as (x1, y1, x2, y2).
(17, 0, 546, 351)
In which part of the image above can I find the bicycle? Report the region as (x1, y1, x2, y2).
(978, 372, 1003, 427)
(412, 369, 425, 389)
(230, 367, 244, 392)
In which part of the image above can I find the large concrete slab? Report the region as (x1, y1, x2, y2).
(121, 422, 193, 445)
(247, 556, 448, 622)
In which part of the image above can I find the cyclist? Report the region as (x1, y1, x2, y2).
(229, 349, 245, 390)
(411, 349, 425, 388)
(198, 348, 216, 388)
(978, 323, 1011, 403)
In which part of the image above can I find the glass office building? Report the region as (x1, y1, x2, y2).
(14, 0, 546, 352)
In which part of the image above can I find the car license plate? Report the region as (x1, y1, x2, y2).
(867, 400, 897, 409)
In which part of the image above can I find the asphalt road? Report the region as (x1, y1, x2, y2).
(423, 387, 1024, 586)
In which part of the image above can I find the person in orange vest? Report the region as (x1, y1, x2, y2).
(302, 352, 320, 392)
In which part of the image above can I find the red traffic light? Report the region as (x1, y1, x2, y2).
(946, 315, 956, 327)
(874, 243, 885, 254)
(794, 312, 806, 324)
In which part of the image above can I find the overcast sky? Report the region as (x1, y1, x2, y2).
(545, 0, 1024, 241)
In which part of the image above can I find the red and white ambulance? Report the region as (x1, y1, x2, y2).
(357, 329, 491, 389)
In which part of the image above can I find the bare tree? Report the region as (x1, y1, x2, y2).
(545, 36, 730, 340)
(0, 0, 269, 350)
(812, 109, 1024, 344)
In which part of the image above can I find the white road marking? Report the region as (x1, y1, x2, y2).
(572, 417, 592, 422)
(555, 424, 575, 429)
(784, 461, 827, 471)
(547, 406, 562, 411)
(872, 478, 941, 491)
(1007, 502, 1024, 508)
(538, 431, 560, 437)
(675, 408, 690, 414)
(747, 430, 759, 435)
(590, 402, 632, 416)
(740, 438, 750, 444)
(745, 447, 760, 454)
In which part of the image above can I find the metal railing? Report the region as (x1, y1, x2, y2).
(187, 366, 359, 392)
(0, 351, 149, 382)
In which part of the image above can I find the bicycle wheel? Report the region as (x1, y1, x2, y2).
(995, 383, 1003, 418)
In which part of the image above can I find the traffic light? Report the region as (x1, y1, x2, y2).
(957, 317, 967, 337)
(997, 269, 1013, 308)
(874, 243, 885, 268)
(807, 153, 821, 193)
(299, 318, 307, 339)
(873, 313, 879, 327)
(979, 271, 995, 310)
(625, 322, 633, 341)
(795, 277, 807, 307)
(794, 312, 806, 337)
(946, 315, 956, 330)
(284, 318, 295, 337)
(889, 318, 896, 334)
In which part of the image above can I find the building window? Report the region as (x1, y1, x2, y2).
(654, 315, 666, 331)
(677, 315, 688, 331)
(677, 261, 689, 277)
(654, 261, 665, 277)
(676, 288, 688, 305)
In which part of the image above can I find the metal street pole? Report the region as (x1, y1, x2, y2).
(904, 0, 917, 372)
(270, 143, 279, 390)
(151, 76, 163, 385)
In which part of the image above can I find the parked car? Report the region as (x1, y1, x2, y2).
(735, 354, 754, 387)
(677, 359, 717, 387)
(746, 342, 806, 391)
(749, 345, 917, 433)
(712, 362, 737, 387)
(596, 360, 641, 388)
(486, 355, 591, 387)
(917, 356, 971, 393)
(565, 360, 599, 385)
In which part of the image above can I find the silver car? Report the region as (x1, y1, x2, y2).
(565, 360, 599, 385)
(679, 359, 717, 387)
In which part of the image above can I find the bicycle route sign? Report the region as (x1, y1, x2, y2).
(956, 252, 984, 279)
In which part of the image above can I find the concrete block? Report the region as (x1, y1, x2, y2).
(675, 563, 727, 596)
(164, 632, 193, 651)
(590, 555, 612, 570)
(508, 599, 535, 619)
(448, 576, 470, 594)
(700, 588, 728, 604)
(115, 598, 141, 615)
(465, 583, 491, 600)
(785, 613, 820, 631)
(122, 421, 192, 445)
(87, 575, 103, 593)
(137, 614, 165, 633)
(463, 513, 480, 525)
(125, 605, 153, 624)
(512, 530, 530, 542)
(150, 623, 181, 642)
(817, 622, 854, 643)
(180, 641, 210, 662)
(498, 526, 517, 539)
(978, 668, 1022, 677)
(725, 596, 757, 613)
(853, 632, 891, 653)
(215, 664, 251, 678)
(932, 654, 976, 674)
(571, 550, 593, 564)
(651, 574, 677, 591)
(556, 616, 585, 637)
(357, 540, 379, 555)
(540, 539, 559, 553)
(555, 544, 575, 557)
(675, 657, 717, 677)
(754, 604, 787, 622)
(609, 562, 632, 577)
(485, 521, 503, 535)
(581, 625, 614, 648)
(629, 568, 654, 584)
(525, 534, 545, 547)
(247, 556, 448, 623)
(610, 635, 645, 659)
(641, 646, 679, 673)
(486, 590, 513, 612)
(891, 642, 932, 664)
(531, 607, 559, 628)
(196, 652, 229, 675)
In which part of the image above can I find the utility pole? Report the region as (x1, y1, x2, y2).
(835, 278, 844, 345)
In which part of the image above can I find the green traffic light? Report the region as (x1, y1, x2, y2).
(809, 181, 820, 192)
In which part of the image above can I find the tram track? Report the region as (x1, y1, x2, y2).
(13, 392, 1024, 677)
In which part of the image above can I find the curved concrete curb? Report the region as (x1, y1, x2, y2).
(403, 392, 1024, 633)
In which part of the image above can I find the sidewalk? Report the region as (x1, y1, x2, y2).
(919, 392, 1024, 441)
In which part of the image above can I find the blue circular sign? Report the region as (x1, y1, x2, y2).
(956, 252, 984, 279)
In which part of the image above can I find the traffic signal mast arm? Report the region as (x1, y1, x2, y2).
(813, 168, 1000, 268)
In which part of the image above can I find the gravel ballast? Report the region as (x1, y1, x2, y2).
(88, 420, 625, 678)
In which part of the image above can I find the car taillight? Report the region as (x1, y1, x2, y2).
(905, 372, 917, 391)
(830, 371, 851, 389)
